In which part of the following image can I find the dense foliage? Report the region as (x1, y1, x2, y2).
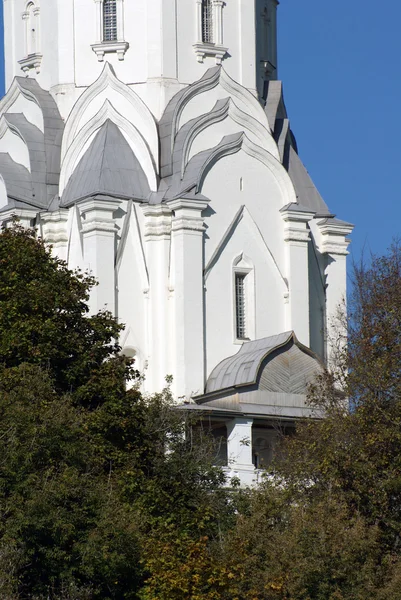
(0, 226, 233, 599)
(2, 225, 401, 599)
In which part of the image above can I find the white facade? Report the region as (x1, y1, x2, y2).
(0, 0, 353, 483)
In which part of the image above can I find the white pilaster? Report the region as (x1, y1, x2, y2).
(168, 198, 208, 399)
(40, 209, 69, 261)
(79, 197, 120, 316)
(318, 219, 354, 367)
(281, 205, 315, 347)
(226, 417, 255, 479)
(142, 204, 172, 393)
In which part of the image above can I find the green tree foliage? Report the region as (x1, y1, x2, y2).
(0, 226, 232, 599)
(218, 243, 401, 599)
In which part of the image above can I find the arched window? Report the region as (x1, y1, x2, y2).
(22, 2, 40, 56)
(103, 0, 117, 42)
(194, 0, 227, 64)
(19, 1, 42, 74)
(202, 0, 214, 44)
(233, 254, 255, 342)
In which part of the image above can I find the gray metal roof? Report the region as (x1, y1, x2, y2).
(286, 145, 330, 215)
(0, 153, 36, 209)
(61, 120, 151, 207)
(206, 332, 294, 393)
(205, 331, 321, 394)
(0, 76, 64, 211)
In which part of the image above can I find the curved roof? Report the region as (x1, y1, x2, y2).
(61, 120, 151, 207)
(205, 331, 321, 394)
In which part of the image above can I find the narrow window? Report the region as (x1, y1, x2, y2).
(103, 0, 117, 42)
(202, 0, 214, 44)
(235, 273, 247, 340)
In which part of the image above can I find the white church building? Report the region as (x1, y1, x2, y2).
(0, 0, 353, 484)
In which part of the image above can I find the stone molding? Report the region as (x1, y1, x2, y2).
(318, 220, 354, 256)
(18, 53, 43, 75)
(91, 41, 129, 62)
(79, 197, 120, 236)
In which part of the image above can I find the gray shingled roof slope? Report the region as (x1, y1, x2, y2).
(205, 331, 320, 394)
(286, 145, 331, 215)
(61, 120, 151, 207)
(15, 77, 63, 196)
(0, 77, 64, 211)
(0, 153, 36, 209)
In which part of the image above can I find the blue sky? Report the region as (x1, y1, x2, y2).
(0, 0, 400, 264)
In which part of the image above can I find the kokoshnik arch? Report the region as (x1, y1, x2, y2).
(0, 0, 353, 485)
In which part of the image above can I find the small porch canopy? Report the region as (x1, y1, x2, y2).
(180, 332, 324, 485)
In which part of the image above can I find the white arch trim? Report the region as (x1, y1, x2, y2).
(62, 63, 158, 169)
(196, 132, 297, 207)
(178, 97, 278, 177)
(0, 116, 31, 172)
(60, 100, 157, 194)
(0, 79, 44, 133)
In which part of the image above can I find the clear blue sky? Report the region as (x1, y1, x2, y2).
(0, 0, 400, 263)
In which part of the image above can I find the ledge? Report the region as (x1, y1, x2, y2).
(193, 42, 228, 65)
(18, 53, 43, 75)
(91, 41, 129, 62)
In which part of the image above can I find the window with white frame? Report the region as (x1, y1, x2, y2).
(92, 0, 129, 61)
(233, 254, 255, 342)
(235, 273, 247, 339)
(19, 2, 42, 74)
(202, 0, 214, 44)
(194, 0, 228, 64)
(103, 0, 117, 42)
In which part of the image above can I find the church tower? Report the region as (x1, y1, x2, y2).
(0, 0, 353, 484)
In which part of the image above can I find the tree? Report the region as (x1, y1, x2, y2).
(0, 225, 233, 599)
(216, 243, 401, 599)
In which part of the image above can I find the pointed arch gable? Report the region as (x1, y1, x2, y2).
(0, 79, 44, 133)
(160, 66, 274, 178)
(60, 100, 157, 194)
(204, 204, 287, 291)
(194, 133, 297, 207)
(62, 63, 158, 170)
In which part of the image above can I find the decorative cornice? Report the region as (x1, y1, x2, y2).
(281, 204, 315, 244)
(40, 209, 69, 246)
(142, 204, 172, 240)
(91, 41, 129, 62)
(167, 198, 208, 234)
(18, 53, 43, 75)
(317, 219, 354, 256)
(79, 196, 120, 236)
(193, 42, 228, 65)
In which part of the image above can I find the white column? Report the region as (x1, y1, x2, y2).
(142, 204, 172, 393)
(238, 0, 257, 90)
(281, 205, 315, 347)
(22, 10, 29, 56)
(226, 417, 254, 475)
(116, 0, 124, 42)
(40, 209, 69, 261)
(79, 197, 120, 316)
(33, 7, 41, 54)
(168, 198, 208, 399)
(318, 219, 354, 367)
(94, 0, 103, 43)
(196, 0, 203, 42)
(213, 0, 224, 46)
